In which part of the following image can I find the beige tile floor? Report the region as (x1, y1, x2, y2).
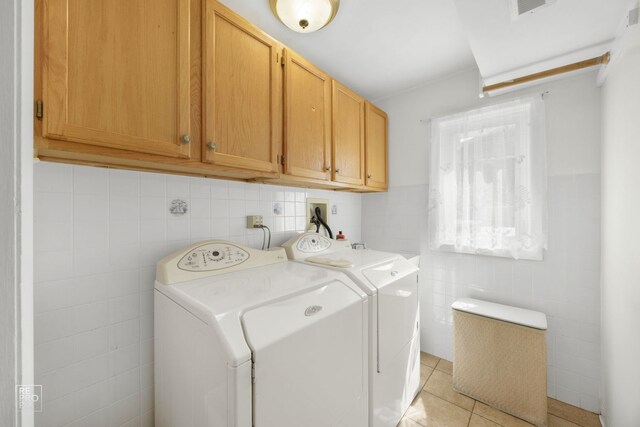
(398, 352, 602, 427)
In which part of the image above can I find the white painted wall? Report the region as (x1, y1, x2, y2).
(32, 164, 362, 427)
(364, 70, 603, 412)
(21, 0, 36, 425)
(452, 0, 627, 83)
(1, 0, 35, 425)
(377, 68, 602, 188)
(600, 24, 640, 427)
(0, 0, 20, 420)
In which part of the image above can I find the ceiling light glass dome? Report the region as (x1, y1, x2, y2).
(270, 0, 340, 33)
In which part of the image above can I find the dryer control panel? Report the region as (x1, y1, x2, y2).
(281, 232, 350, 260)
(178, 243, 249, 272)
(296, 234, 332, 254)
(156, 240, 287, 285)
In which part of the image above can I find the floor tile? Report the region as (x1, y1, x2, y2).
(435, 359, 453, 375)
(397, 417, 424, 427)
(404, 391, 471, 427)
(420, 352, 440, 368)
(423, 370, 475, 411)
(548, 399, 601, 427)
(420, 364, 434, 390)
(402, 357, 600, 427)
(548, 414, 581, 427)
(473, 401, 535, 427)
(469, 414, 502, 427)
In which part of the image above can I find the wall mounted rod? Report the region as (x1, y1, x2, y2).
(482, 52, 610, 93)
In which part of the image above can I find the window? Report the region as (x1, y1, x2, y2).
(427, 96, 547, 260)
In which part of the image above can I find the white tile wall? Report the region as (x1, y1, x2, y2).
(362, 174, 601, 413)
(33, 162, 362, 427)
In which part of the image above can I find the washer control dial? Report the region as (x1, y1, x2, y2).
(296, 234, 331, 254)
(177, 243, 249, 271)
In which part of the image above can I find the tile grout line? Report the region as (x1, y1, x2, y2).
(459, 385, 475, 427)
(467, 400, 477, 427)
(422, 389, 475, 414)
(548, 411, 592, 427)
(472, 411, 508, 427)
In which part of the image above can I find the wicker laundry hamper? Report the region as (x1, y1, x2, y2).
(452, 298, 548, 427)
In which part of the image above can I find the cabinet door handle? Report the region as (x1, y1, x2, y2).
(335, 169, 341, 174)
(367, 174, 372, 179)
(326, 166, 332, 172)
(181, 134, 191, 144)
(207, 141, 217, 151)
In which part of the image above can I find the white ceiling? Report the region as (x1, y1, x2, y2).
(219, 0, 631, 100)
(219, 0, 477, 100)
(453, 0, 630, 83)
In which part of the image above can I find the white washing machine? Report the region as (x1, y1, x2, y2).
(154, 240, 369, 427)
(281, 233, 421, 427)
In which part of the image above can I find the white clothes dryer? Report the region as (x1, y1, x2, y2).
(281, 233, 421, 427)
(154, 240, 369, 427)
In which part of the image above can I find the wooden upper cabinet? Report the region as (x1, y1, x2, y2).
(283, 49, 332, 181)
(38, 0, 388, 191)
(203, 1, 280, 173)
(332, 81, 365, 186)
(42, 0, 193, 158)
(365, 102, 389, 190)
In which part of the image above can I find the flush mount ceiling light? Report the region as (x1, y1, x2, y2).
(270, 0, 340, 33)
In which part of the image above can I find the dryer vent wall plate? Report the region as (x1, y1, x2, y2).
(306, 198, 329, 228)
(510, 0, 557, 19)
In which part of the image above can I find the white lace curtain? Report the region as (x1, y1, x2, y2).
(427, 96, 547, 260)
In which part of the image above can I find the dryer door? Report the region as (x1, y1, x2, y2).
(242, 280, 368, 427)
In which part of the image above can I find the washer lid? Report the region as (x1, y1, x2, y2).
(361, 256, 417, 289)
(155, 256, 367, 367)
(242, 282, 363, 352)
(304, 249, 418, 283)
(302, 247, 400, 267)
(243, 282, 367, 426)
(452, 298, 548, 330)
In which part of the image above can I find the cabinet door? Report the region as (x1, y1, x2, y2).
(203, 1, 279, 173)
(365, 102, 388, 190)
(284, 50, 332, 181)
(43, 0, 192, 158)
(332, 81, 365, 186)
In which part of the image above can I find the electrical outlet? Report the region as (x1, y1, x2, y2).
(247, 215, 263, 228)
